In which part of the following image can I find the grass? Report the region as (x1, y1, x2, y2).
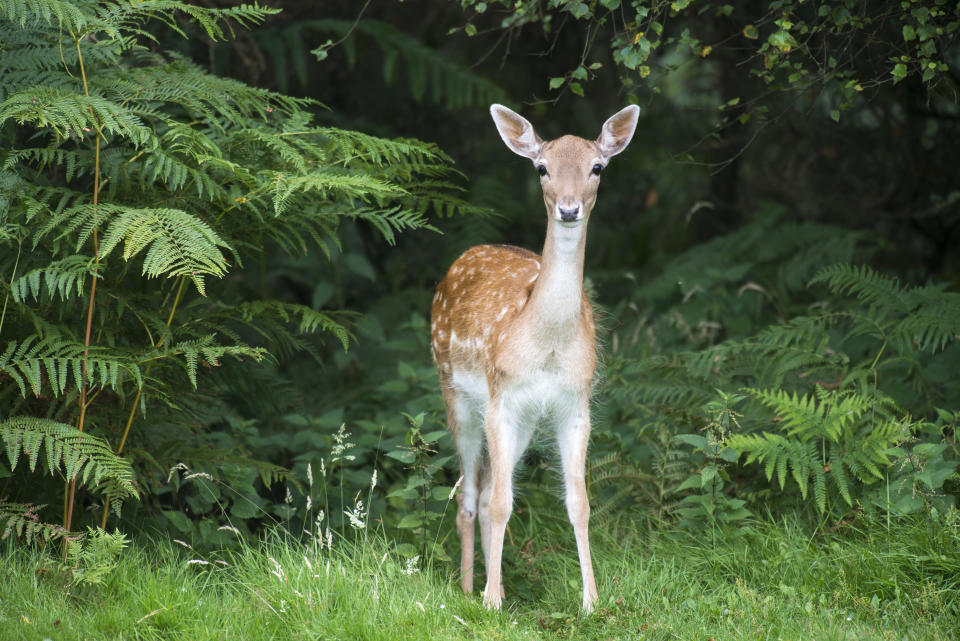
(2, 510, 959, 640)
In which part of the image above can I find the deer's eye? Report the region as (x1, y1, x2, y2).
(591, 163, 603, 176)
(537, 164, 548, 177)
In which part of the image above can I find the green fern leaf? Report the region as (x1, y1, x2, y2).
(10, 254, 94, 302)
(0, 417, 138, 501)
(0, 501, 68, 543)
(97, 206, 232, 294)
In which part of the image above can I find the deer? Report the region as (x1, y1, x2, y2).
(430, 103, 639, 613)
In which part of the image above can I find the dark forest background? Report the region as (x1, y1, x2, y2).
(1, 0, 958, 561)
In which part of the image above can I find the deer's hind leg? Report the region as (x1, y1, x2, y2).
(445, 385, 484, 594)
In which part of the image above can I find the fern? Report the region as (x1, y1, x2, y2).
(812, 264, 914, 313)
(0, 88, 153, 145)
(36, 203, 233, 297)
(1, 0, 277, 41)
(0, 0, 481, 539)
(10, 254, 94, 302)
(0, 501, 68, 543)
(158, 335, 267, 389)
(1, 417, 138, 504)
(0, 335, 141, 397)
(728, 385, 906, 512)
(231, 300, 355, 352)
(813, 263, 960, 354)
(97, 207, 232, 295)
(607, 212, 959, 516)
(62, 527, 129, 586)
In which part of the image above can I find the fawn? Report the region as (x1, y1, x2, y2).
(430, 103, 639, 612)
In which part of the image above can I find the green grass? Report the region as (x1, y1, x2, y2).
(2, 511, 959, 640)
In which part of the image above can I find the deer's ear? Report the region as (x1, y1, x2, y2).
(597, 105, 639, 159)
(490, 104, 543, 160)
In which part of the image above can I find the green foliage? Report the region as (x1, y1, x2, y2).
(456, 1, 958, 109)
(2, 0, 956, 566)
(0, 416, 137, 543)
(882, 411, 960, 515)
(0, 0, 475, 541)
(1, 502, 67, 543)
(600, 214, 960, 522)
(731, 387, 906, 513)
(672, 392, 751, 530)
(384, 412, 456, 560)
(0, 335, 142, 397)
(62, 527, 129, 586)
(811, 263, 960, 355)
(1, 417, 138, 502)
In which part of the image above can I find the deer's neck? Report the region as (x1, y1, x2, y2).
(524, 217, 588, 332)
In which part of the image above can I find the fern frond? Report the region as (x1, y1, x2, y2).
(745, 387, 873, 442)
(813, 458, 827, 512)
(96, 206, 232, 294)
(36, 204, 232, 294)
(0, 88, 153, 146)
(894, 286, 960, 353)
(158, 335, 267, 388)
(0, 501, 68, 543)
(353, 205, 435, 245)
(117, 1, 279, 43)
(1, 416, 138, 502)
(232, 301, 356, 352)
(267, 170, 407, 216)
(0, 334, 141, 397)
(119, 140, 226, 200)
(1, 0, 91, 32)
(317, 128, 450, 169)
(10, 254, 94, 302)
(827, 449, 852, 507)
(811, 263, 912, 313)
(106, 54, 311, 124)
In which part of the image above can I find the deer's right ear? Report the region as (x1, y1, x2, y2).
(490, 104, 543, 160)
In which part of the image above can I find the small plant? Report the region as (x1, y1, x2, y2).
(879, 410, 960, 515)
(385, 412, 455, 561)
(674, 391, 751, 532)
(61, 527, 129, 586)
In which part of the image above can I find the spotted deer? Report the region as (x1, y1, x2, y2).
(430, 104, 639, 613)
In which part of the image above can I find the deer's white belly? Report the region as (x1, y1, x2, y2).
(450, 367, 583, 433)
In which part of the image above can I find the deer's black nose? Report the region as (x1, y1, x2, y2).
(559, 205, 580, 222)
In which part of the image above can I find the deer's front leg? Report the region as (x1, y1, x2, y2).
(481, 395, 515, 610)
(558, 398, 599, 614)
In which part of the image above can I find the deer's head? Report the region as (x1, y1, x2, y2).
(490, 104, 639, 226)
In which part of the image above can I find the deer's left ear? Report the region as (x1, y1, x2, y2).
(597, 105, 640, 159)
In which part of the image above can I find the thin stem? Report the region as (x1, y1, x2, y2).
(101, 275, 187, 528)
(323, 0, 372, 51)
(0, 239, 23, 337)
(657, 436, 670, 527)
(869, 340, 888, 371)
(64, 31, 102, 555)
